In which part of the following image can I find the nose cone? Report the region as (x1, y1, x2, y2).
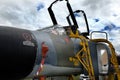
(0, 26, 37, 79)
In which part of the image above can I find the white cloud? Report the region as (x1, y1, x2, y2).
(92, 20, 120, 54)
(0, 0, 120, 53)
(0, 0, 40, 30)
(0, 0, 120, 28)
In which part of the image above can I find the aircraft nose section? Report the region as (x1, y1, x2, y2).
(0, 26, 37, 79)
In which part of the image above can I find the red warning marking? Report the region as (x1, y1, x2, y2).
(42, 42, 48, 58)
(23, 33, 32, 41)
(36, 42, 48, 77)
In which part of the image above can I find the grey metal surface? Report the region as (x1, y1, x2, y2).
(39, 64, 81, 76)
(27, 28, 82, 78)
(27, 31, 57, 78)
(88, 41, 99, 80)
(48, 33, 75, 67)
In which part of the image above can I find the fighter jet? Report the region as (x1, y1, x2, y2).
(0, 0, 120, 80)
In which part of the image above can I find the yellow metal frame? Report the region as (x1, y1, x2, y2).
(69, 29, 120, 80)
(91, 39, 120, 80)
(69, 30, 95, 80)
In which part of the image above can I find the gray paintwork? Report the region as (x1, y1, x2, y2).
(27, 26, 82, 78)
(39, 64, 81, 76)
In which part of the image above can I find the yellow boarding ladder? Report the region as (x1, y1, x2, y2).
(69, 30, 95, 80)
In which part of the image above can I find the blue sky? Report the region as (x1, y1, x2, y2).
(0, 0, 120, 54)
